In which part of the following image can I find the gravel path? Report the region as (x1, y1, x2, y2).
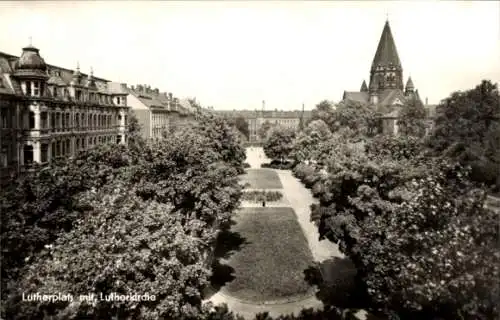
(275, 169, 344, 262)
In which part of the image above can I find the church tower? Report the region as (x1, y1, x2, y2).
(368, 19, 404, 92)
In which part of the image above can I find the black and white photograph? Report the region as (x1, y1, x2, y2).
(0, 1, 499, 319)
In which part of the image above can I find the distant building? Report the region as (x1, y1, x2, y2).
(116, 84, 197, 139)
(0, 44, 128, 180)
(215, 108, 312, 142)
(342, 19, 434, 135)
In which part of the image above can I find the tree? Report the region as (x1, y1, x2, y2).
(310, 100, 336, 128)
(2, 111, 245, 319)
(293, 121, 499, 318)
(192, 113, 246, 173)
(6, 184, 216, 320)
(233, 116, 250, 140)
(352, 166, 499, 319)
(258, 120, 274, 141)
(397, 97, 427, 137)
(428, 80, 500, 188)
(330, 100, 379, 137)
(263, 126, 297, 162)
(291, 120, 332, 163)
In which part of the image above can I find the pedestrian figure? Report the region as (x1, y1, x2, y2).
(262, 200, 266, 207)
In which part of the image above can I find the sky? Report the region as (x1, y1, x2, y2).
(0, 1, 499, 111)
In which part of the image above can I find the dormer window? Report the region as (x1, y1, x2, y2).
(33, 82, 40, 96)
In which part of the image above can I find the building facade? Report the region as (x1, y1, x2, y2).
(342, 19, 435, 135)
(122, 84, 197, 139)
(0, 45, 128, 180)
(216, 108, 312, 143)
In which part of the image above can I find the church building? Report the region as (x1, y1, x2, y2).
(342, 19, 423, 135)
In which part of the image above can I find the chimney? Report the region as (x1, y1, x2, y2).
(425, 97, 428, 105)
(168, 92, 173, 100)
(131, 85, 135, 91)
(136, 84, 143, 92)
(153, 88, 159, 95)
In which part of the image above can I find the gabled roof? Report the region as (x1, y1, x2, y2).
(371, 20, 402, 70)
(343, 91, 369, 104)
(378, 89, 406, 106)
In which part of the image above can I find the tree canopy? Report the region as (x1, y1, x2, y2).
(263, 126, 297, 162)
(397, 96, 427, 137)
(2, 113, 246, 319)
(428, 80, 500, 188)
(290, 81, 500, 319)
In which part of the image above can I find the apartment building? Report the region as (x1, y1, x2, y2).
(123, 84, 197, 139)
(0, 44, 128, 180)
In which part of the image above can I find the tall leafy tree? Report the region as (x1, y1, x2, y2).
(292, 120, 332, 163)
(263, 126, 297, 162)
(233, 116, 250, 140)
(330, 100, 379, 137)
(310, 100, 336, 128)
(397, 97, 427, 137)
(429, 80, 500, 187)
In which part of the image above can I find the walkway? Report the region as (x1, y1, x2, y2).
(204, 147, 362, 319)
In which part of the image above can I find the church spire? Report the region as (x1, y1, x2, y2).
(405, 76, 414, 93)
(368, 19, 404, 91)
(371, 20, 402, 71)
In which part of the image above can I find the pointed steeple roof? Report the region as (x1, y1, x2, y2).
(371, 20, 402, 71)
(406, 76, 414, 90)
(360, 80, 368, 92)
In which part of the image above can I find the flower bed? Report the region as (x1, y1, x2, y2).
(241, 190, 283, 202)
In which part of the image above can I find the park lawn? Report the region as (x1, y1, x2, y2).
(240, 169, 283, 189)
(221, 207, 314, 302)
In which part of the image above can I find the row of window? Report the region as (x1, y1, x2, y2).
(1, 108, 127, 130)
(152, 113, 169, 126)
(22, 135, 124, 165)
(21, 81, 126, 106)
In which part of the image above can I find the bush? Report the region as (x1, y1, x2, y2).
(365, 135, 425, 161)
(261, 160, 295, 170)
(241, 190, 283, 202)
(243, 162, 251, 168)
